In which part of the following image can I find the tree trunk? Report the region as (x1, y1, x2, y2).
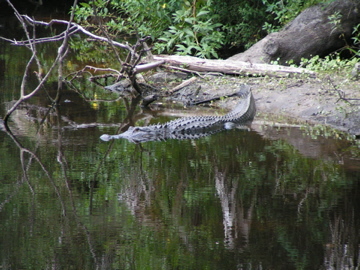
(228, 0, 360, 65)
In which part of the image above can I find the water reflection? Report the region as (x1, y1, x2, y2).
(1, 91, 360, 269)
(1, 38, 360, 270)
(215, 168, 254, 250)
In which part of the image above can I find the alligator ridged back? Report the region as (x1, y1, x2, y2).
(152, 84, 254, 132)
(222, 84, 256, 124)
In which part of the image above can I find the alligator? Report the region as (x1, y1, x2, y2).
(100, 84, 256, 143)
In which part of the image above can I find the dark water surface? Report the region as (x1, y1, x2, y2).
(1, 40, 360, 270)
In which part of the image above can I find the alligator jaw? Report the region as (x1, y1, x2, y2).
(115, 126, 164, 144)
(100, 127, 153, 143)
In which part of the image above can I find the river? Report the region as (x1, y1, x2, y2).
(0, 23, 360, 270)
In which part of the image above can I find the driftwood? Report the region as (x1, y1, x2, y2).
(153, 55, 315, 77)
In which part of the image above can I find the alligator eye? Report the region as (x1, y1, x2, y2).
(133, 127, 140, 132)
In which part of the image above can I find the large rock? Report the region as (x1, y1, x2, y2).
(228, 0, 360, 64)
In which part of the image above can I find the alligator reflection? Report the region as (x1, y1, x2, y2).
(100, 84, 256, 143)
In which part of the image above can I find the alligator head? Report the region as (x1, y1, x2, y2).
(100, 125, 166, 143)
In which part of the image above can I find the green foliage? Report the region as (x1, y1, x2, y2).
(154, 1, 224, 58)
(350, 23, 360, 57)
(261, 0, 323, 33)
(74, 0, 224, 58)
(211, 1, 271, 49)
(73, 0, 360, 63)
(73, 0, 326, 59)
(211, 0, 324, 49)
(298, 54, 358, 73)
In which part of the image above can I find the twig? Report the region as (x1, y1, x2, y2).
(56, 0, 79, 103)
(191, 92, 239, 105)
(98, 17, 123, 67)
(327, 76, 360, 104)
(16, 15, 132, 51)
(64, 65, 122, 82)
(165, 65, 204, 78)
(0, 26, 79, 45)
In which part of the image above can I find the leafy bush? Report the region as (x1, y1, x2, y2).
(350, 23, 360, 57)
(74, 0, 224, 58)
(154, 1, 224, 58)
(73, 0, 359, 61)
(211, 0, 271, 49)
(296, 54, 358, 74)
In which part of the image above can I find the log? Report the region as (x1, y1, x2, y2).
(228, 0, 360, 65)
(134, 61, 165, 73)
(153, 55, 315, 77)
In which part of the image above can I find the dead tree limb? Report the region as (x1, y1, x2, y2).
(153, 55, 315, 77)
(3, 0, 78, 123)
(7, 15, 132, 51)
(8, 17, 161, 95)
(1, 0, 167, 123)
(191, 92, 239, 105)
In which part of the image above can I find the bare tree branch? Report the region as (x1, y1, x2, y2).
(2, 0, 162, 124)
(3, 0, 78, 123)
(10, 15, 132, 51)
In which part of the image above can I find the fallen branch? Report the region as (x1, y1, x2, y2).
(133, 61, 165, 73)
(190, 92, 239, 105)
(169, 77, 198, 94)
(164, 65, 204, 77)
(153, 55, 315, 77)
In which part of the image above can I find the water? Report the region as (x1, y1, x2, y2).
(1, 36, 360, 270)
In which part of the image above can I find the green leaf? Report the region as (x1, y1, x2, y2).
(184, 28, 195, 38)
(80, 3, 91, 8)
(184, 17, 195, 24)
(196, 10, 210, 17)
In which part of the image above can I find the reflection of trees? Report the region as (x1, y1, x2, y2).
(324, 184, 360, 270)
(117, 153, 155, 223)
(252, 123, 360, 171)
(325, 215, 358, 269)
(215, 168, 254, 250)
(1, 111, 110, 269)
(116, 154, 256, 251)
(111, 129, 360, 269)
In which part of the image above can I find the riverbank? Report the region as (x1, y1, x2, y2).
(147, 70, 360, 137)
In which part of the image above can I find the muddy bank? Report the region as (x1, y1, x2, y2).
(146, 71, 360, 137)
